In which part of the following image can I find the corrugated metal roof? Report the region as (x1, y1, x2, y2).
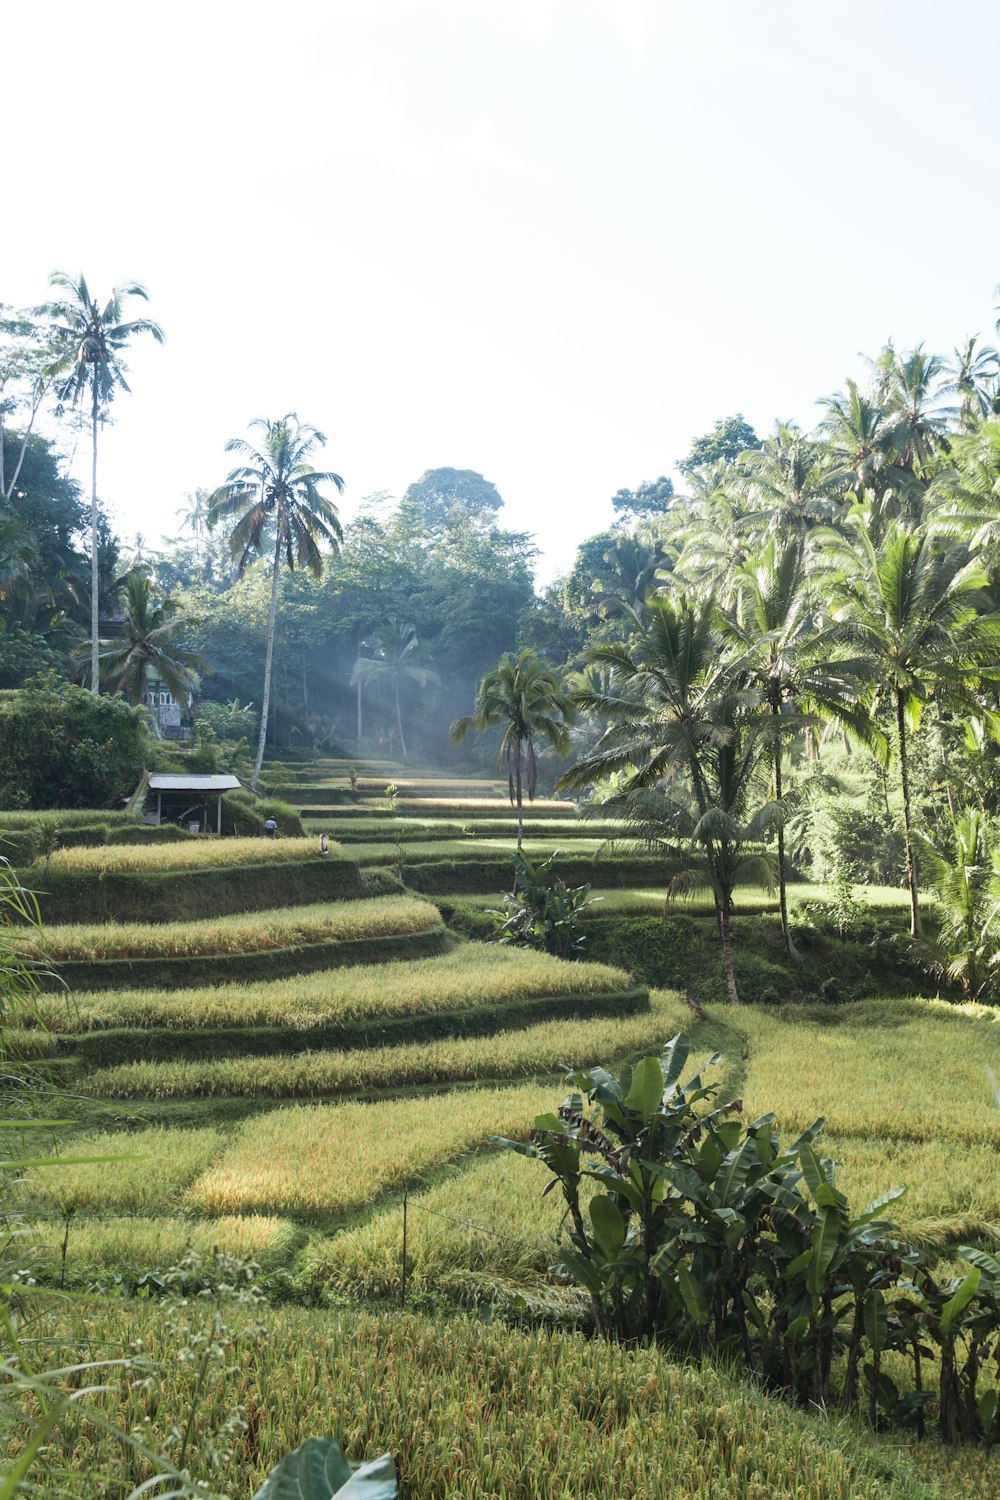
(147, 774, 242, 792)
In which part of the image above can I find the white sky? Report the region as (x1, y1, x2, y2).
(7, 0, 1000, 582)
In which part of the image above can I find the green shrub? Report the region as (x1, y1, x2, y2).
(222, 790, 305, 838)
(49, 823, 110, 849)
(0, 675, 150, 809)
(0, 827, 42, 865)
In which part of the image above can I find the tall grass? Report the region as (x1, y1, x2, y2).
(14, 1126, 224, 1213)
(50, 1302, 948, 1498)
(45, 836, 340, 873)
(88, 989, 686, 1099)
(16, 895, 440, 961)
(34, 947, 635, 1032)
(183, 1083, 560, 1215)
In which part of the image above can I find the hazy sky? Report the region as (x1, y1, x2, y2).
(7, 1, 1000, 581)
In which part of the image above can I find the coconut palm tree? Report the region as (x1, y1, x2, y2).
(451, 649, 576, 847)
(351, 619, 439, 762)
(737, 423, 844, 539)
(95, 571, 206, 710)
(943, 337, 1000, 429)
(827, 506, 1000, 938)
(818, 377, 898, 505)
(723, 535, 887, 960)
(561, 593, 779, 1004)
(207, 414, 344, 791)
(45, 273, 163, 694)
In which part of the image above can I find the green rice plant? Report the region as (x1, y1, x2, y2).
(183, 1083, 561, 1215)
(812, 1135, 1000, 1247)
(13, 1126, 224, 1213)
(34, 947, 635, 1033)
(25, 1212, 299, 1274)
(312, 1150, 594, 1301)
(16, 895, 440, 962)
(346, 837, 609, 867)
(45, 1302, 951, 1498)
(88, 989, 687, 1099)
(45, 835, 341, 874)
(717, 998, 1000, 1147)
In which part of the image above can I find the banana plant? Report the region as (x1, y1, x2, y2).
(253, 1438, 396, 1499)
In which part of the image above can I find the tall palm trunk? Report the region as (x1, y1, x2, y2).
(718, 894, 740, 1004)
(515, 741, 524, 849)
(355, 630, 364, 743)
(895, 688, 922, 939)
(90, 380, 100, 694)
(252, 535, 282, 793)
(395, 679, 407, 762)
(772, 700, 801, 962)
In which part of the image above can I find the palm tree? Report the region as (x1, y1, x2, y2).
(590, 535, 673, 617)
(561, 593, 779, 1004)
(351, 619, 440, 762)
(828, 507, 1000, 938)
(818, 377, 897, 503)
(450, 649, 576, 847)
(95, 571, 206, 710)
(723, 536, 887, 960)
(943, 337, 1000, 429)
(207, 414, 344, 791)
(45, 273, 163, 694)
(737, 423, 844, 539)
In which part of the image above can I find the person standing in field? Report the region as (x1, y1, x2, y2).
(263, 816, 278, 838)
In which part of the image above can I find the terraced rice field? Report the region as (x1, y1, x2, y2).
(18, 894, 439, 961)
(44, 835, 342, 872)
(31, 946, 637, 1032)
(14, 756, 997, 1499)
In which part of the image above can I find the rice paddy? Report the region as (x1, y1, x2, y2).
(717, 997, 1000, 1147)
(43, 835, 342, 873)
(40, 1301, 956, 1499)
(183, 1083, 559, 1216)
(86, 988, 686, 1098)
(31, 945, 636, 1032)
(11, 766, 994, 1500)
(24, 1212, 299, 1274)
(17, 894, 441, 961)
(14, 1126, 224, 1214)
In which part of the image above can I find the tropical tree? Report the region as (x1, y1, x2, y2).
(207, 414, 344, 790)
(589, 534, 672, 618)
(818, 377, 897, 504)
(561, 593, 780, 1003)
(94, 571, 206, 711)
(351, 619, 440, 762)
(828, 507, 1000, 938)
(915, 810, 996, 998)
(450, 649, 576, 847)
(944, 336, 1000, 429)
(45, 273, 163, 694)
(737, 423, 844, 539)
(723, 536, 886, 960)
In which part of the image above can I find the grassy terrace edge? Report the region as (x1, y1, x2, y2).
(18, 855, 363, 923)
(38, 923, 454, 992)
(54, 986, 650, 1065)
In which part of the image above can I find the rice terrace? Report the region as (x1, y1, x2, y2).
(8, 6, 1000, 1498)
